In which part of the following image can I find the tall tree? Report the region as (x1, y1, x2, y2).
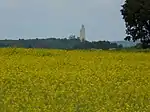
(121, 0, 150, 48)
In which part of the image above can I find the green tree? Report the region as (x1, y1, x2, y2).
(121, 0, 150, 48)
(28, 44, 33, 48)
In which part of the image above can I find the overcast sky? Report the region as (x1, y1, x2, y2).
(0, 0, 125, 41)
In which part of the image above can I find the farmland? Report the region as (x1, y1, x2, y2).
(0, 48, 150, 112)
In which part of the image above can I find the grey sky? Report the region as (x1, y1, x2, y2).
(0, 0, 125, 41)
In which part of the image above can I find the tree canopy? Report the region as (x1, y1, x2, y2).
(121, 0, 150, 48)
(0, 37, 122, 50)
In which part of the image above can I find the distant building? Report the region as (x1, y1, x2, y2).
(109, 48, 116, 50)
(80, 24, 85, 42)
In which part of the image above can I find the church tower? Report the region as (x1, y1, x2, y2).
(80, 24, 85, 42)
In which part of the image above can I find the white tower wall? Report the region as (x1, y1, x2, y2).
(80, 25, 85, 42)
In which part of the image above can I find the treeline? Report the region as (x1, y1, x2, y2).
(0, 37, 123, 50)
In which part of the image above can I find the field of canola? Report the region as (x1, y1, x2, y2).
(0, 48, 150, 112)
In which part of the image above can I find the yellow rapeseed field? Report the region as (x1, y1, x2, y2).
(0, 48, 150, 112)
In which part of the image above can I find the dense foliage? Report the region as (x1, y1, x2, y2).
(121, 0, 150, 48)
(0, 48, 150, 111)
(0, 38, 122, 50)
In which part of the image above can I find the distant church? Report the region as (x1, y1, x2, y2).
(80, 24, 85, 42)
